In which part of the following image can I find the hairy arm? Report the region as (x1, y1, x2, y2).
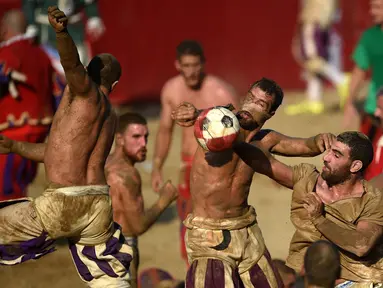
(0, 135, 46, 163)
(109, 171, 172, 236)
(253, 129, 332, 157)
(12, 141, 46, 163)
(233, 141, 294, 189)
(56, 30, 92, 95)
(312, 217, 383, 257)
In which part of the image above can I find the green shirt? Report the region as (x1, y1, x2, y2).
(352, 25, 383, 114)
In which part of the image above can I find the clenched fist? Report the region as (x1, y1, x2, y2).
(48, 6, 68, 33)
(159, 180, 178, 203)
(0, 135, 13, 154)
(171, 102, 199, 127)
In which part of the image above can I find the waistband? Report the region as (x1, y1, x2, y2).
(44, 185, 110, 196)
(184, 206, 257, 230)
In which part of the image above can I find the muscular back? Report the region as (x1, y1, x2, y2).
(44, 84, 116, 187)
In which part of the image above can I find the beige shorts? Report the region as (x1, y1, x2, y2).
(0, 185, 133, 288)
(184, 206, 283, 288)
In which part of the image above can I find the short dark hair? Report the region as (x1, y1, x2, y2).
(250, 77, 284, 111)
(176, 40, 205, 62)
(304, 240, 340, 288)
(117, 112, 147, 134)
(336, 131, 373, 172)
(87, 53, 121, 91)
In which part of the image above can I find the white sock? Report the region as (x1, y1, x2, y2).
(307, 76, 322, 102)
(322, 64, 345, 85)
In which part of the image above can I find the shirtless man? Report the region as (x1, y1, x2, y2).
(151, 39, 239, 264)
(171, 77, 336, 287)
(0, 6, 132, 287)
(233, 131, 383, 286)
(106, 112, 178, 288)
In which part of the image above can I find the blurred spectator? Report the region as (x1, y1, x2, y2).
(343, 0, 383, 132)
(361, 87, 383, 181)
(22, 0, 105, 65)
(303, 240, 340, 288)
(0, 10, 55, 200)
(151, 40, 239, 265)
(273, 259, 297, 288)
(286, 0, 349, 116)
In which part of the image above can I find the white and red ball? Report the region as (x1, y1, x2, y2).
(194, 107, 240, 152)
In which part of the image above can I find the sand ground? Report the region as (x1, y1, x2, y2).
(0, 90, 359, 287)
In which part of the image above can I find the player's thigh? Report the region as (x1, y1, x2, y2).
(186, 258, 244, 288)
(68, 223, 133, 287)
(0, 200, 44, 243)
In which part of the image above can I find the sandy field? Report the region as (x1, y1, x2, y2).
(0, 90, 359, 287)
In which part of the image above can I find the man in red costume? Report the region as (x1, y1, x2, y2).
(0, 10, 55, 200)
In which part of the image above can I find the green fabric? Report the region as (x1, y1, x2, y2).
(352, 25, 383, 114)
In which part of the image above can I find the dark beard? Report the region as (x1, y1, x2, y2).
(321, 170, 352, 186)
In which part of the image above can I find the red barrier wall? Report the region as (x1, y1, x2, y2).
(0, 0, 373, 105)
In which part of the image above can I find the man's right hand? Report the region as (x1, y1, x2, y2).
(48, 6, 68, 33)
(171, 102, 199, 127)
(0, 135, 13, 154)
(159, 180, 178, 204)
(151, 169, 163, 193)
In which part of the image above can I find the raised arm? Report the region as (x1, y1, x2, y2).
(48, 6, 91, 95)
(253, 129, 335, 157)
(109, 171, 178, 236)
(305, 192, 383, 257)
(233, 141, 294, 189)
(0, 135, 45, 163)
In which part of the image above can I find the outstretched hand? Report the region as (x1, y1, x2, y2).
(48, 6, 68, 33)
(0, 135, 13, 154)
(315, 133, 336, 153)
(171, 102, 199, 127)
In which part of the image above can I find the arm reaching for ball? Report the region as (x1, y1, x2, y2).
(171, 102, 235, 127)
(253, 129, 336, 157)
(0, 135, 46, 163)
(233, 141, 294, 189)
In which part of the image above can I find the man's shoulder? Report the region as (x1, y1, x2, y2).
(162, 75, 183, 91)
(363, 180, 383, 202)
(106, 160, 141, 186)
(204, 75, 235, 93)
(292, 163, 319, 185)
(161, 75, 183, 102)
